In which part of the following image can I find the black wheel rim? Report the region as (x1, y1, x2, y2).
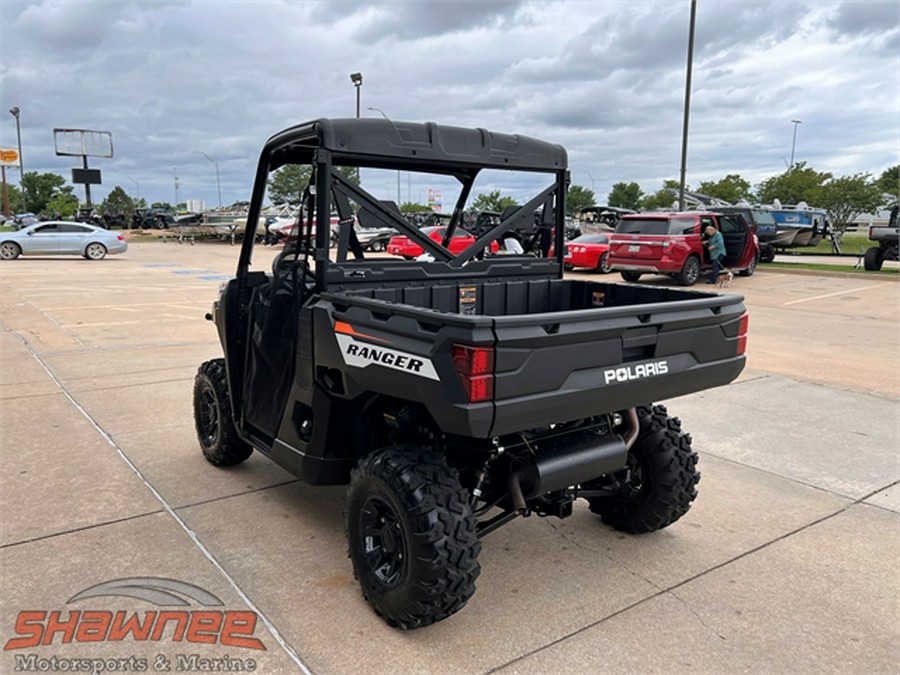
(198, 386, 219, 446)
(359, 495, 406, 587)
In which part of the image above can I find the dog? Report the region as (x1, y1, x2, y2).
(715, 268, 734, 288)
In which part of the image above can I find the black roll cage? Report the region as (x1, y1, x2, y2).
(237, 118, 569, 292)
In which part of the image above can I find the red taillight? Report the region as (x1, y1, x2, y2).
(117, 234, 125, 241)
(737, 312, 749, 355)
(452, 344, 495, 403)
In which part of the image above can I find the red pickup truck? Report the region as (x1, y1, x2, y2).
(608, 212, 759, 285)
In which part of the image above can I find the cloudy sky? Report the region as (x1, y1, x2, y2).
(1, 0, 897, 209)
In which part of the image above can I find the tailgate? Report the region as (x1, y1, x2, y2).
(488, 294, 746, 436)
(609, 235, 668, 261)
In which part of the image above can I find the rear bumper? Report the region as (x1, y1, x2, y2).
(610, 261, 665, 273)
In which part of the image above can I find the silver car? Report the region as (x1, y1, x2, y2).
(0, 221, 128, 260)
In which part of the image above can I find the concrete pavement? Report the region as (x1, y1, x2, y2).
(1, 241, 897, 674)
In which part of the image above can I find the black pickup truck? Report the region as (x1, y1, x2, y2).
(193, 118, 748, 629)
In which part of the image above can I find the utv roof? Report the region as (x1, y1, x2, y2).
(265, 118, 567, 173)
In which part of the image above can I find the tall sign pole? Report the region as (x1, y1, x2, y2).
(1, 165, 8, 217)
(0, 147, 19, 217)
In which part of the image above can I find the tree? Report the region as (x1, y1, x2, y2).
(696, 174, 752, 204)
(3, 183, 25, 214)
(471, 189, 517, 213)
(641, 180, 681, 211)
(399, 201, 429, 214)
(876, 165, 899, 199)
(268, 165, 312, 206)
(818, 173, 886, 231)
(19, 171, 77, 214)
(607, 182, 644, 211)
(45, 191, 79, 219)
(566, 184, 595, 216)
(101, 186, 135, 219)
(755, 162, 831, 206)
(268, 165, 361, 207)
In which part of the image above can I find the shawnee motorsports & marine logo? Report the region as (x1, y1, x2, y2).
(4, 577, 265, 673)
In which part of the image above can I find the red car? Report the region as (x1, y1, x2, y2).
(386, 226, 498, 259)
(563, 232, 613, 273)
(607, 212, 759, 286)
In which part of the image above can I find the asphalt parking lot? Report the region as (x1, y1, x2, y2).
(1, 241, 897, 674)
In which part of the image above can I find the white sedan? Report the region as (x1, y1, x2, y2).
(0, 221, 128, 260)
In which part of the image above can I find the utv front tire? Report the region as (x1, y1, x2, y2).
(587, 404, 699, 533)
(193, 359, 253, 466)
(346, 446, 481, 629)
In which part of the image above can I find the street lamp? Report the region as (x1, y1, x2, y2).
(789, 119, 802, 170)
(124, 174, 140, 200)
(350, 72, 363, 118)
(677, 0, 697, 211)
(8, 106, 24, 184)
(368, 107, 401, 203)
(196, 150, 222, 208)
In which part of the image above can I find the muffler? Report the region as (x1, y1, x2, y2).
(513, 428, 628, 501)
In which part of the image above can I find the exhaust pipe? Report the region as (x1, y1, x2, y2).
(509, 408, 638, 508)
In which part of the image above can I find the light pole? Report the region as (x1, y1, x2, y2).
(789, 119, 802, 170)
(350, 72, 363, 118)
(677, 0, 697, 211)
(9, 107, 24, 185)
(368, 107, 401, 204)
(125, 174, 140, 200)
(196, 150, 222, 208)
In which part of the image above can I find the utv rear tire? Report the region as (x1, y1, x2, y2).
(587, 404, 699, 534)
(193, 359, 253, 466)
(346, 446, 481, 629)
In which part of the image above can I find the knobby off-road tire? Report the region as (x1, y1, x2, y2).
(346, 446, 481, 629)
(193, 359, 253, 466)
(588, 404, 699, 534)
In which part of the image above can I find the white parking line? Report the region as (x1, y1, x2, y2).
(783, 283, 892, 306)
(11, 330, 313, 675)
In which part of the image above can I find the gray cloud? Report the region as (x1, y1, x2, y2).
(0, 0, 896, 208)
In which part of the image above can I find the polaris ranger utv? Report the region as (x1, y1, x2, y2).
(193, 118, 749, 629)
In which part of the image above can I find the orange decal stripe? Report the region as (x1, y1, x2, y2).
(334, 321, 389, 343)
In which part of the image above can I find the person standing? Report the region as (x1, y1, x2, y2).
(705, 225, 726, 284)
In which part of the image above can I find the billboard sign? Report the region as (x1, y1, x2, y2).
(0, 148, 19, 167)
(72, 168, 102, 185)
(53, 129, 114, 158)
